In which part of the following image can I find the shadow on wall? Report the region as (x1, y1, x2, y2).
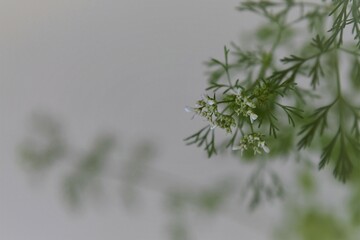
(18, 113, 157, 208)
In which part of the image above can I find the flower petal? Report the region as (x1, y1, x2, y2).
(249, 113, 258, 123)
(232, 146, 242, 151)
(184, 106, 194, 113)
(262, 145, 270, 153)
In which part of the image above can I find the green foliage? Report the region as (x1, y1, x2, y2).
(349, 56, 360, 89)
(185, 0, 360, 185)
(184, 125, 217, 157)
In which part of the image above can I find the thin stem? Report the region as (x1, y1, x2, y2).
(333, 52, 342, 97)
(339, 47, 360, 56)
(250, 123, 254, 133)
(332, 45, 346, 135)
(224, 46, 234, 90)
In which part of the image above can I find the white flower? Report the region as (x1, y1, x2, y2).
(184, 106, 194, 113)
(250, 113, 258, 123)
(259, 141, 270, 153)
(201, 94, 215, 105)
(233, 133, 270, 155)
(184, 106, 197, 120)
(233, 88, 242, 95)
(232, 146, 242, 150)
(207, 99, 215, 105)
(246, 101, 256, 108)
(246, 110, 258, 123)
(232, 143, 246, 155)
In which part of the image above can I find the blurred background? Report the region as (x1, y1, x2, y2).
(0, 0, 354, 240)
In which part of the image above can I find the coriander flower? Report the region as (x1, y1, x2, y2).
(185, 94, 218, 126)
(214, 114, 235, 133)
(234, 92, 258, 124)
(184, 106, 195, 113)
(259, 141, 270, 153)
(246, 110, 258, 124)
(201, 94, 215, 106)
(232, 132, 270, 155)
(185, 94, 236, 133)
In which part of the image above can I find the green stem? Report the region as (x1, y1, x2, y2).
(333, 53, 342, 98)
(250, 123, 254, 133)
(333, 48, 346, 135)
(224, 46, 234, 90)
(339, 47, 360, 56)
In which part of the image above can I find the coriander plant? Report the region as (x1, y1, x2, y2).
(185, 0, 360, 183)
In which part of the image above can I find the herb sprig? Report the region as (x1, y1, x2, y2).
(186, 1, 360, 184)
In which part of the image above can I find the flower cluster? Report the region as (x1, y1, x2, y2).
(214, 114, 236, 133)
(253, 83, 271, 105)
(185, 94, 217, 124)
(232, 132, 270, 155)
(185, 94, 235, 132)
(234, 92, 258, 123)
